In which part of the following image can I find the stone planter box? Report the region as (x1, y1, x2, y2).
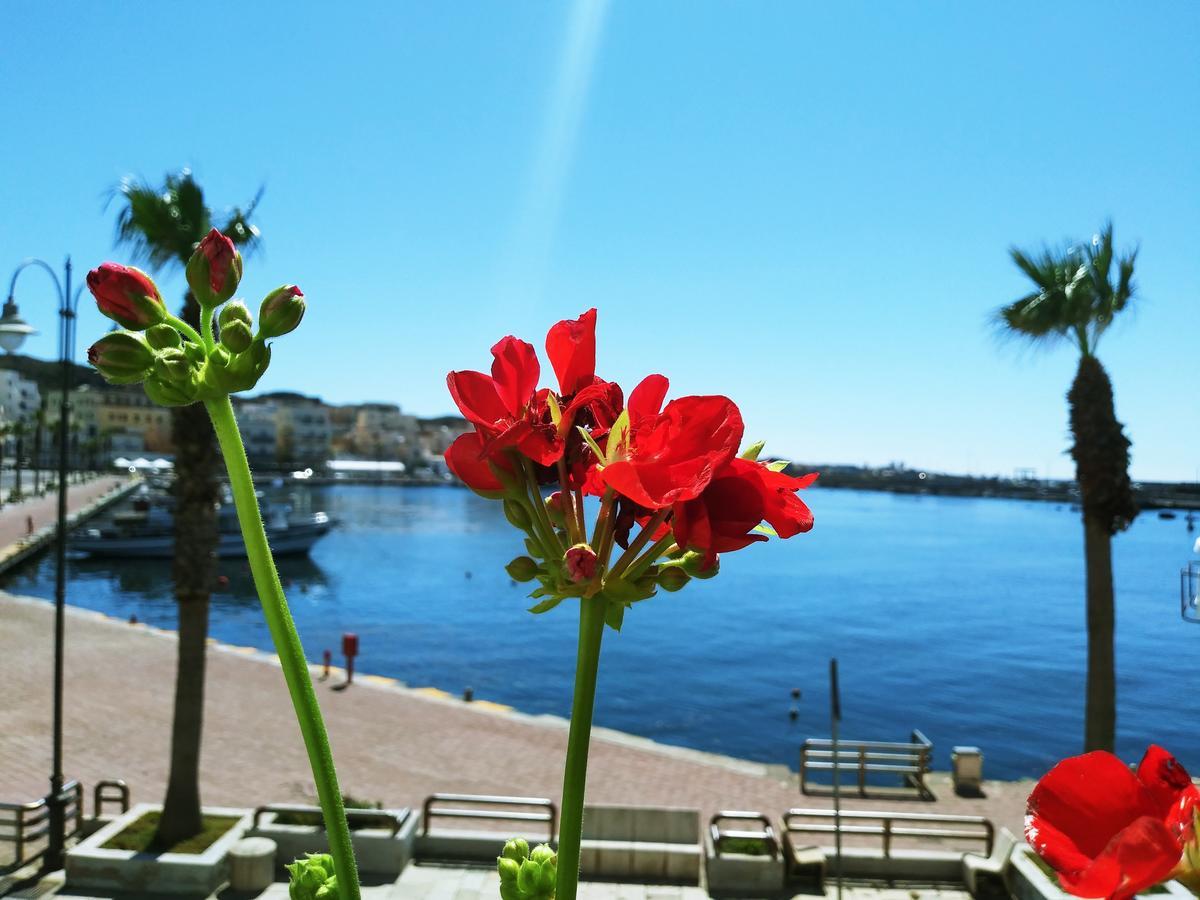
(704, 832, 784, 896)
(65, 803, 252, 895)
(1010, 845, 1193, 900)
(248, 807, 419, 876)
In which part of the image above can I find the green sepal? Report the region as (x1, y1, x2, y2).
(604, 600, 626, 631)
(605, 409, 630, 463)
(767, 460, 790, 472)
(143, 377, 195, 407)
(739, 439, 766, 461)
(528, 596, 564, 614)
(577, 425, 606, 463)
(752, 522, 779, 537)
(504, 499, 533, 532)
(524, 537, 542, 557)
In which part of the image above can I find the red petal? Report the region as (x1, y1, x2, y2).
(489, 336, 540, 417)
(1061, 817, 1182, 900)
(447, 370, 510, 428)
(628, 374, 668, 424)
(1027, 752, 1158, 861)
(444, 432, 504, 492)
(545, 309, 596, 396)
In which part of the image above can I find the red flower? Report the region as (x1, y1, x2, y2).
(186, 228, 242, 304)
(672, 459, 817, 568)
(200, 229, 237, 294)
(444, 430, 506, 493)
(546, 308, 596, 396)
(86, 263, 165, 330)
(601, 378, 744, 509)
(1026, 745, 1200, 900)
(447, 336, 562, 466)
(565, 544, 598, 582)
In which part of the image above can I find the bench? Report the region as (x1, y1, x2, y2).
(800, 729, 933, 798)
(781, 808, 994, 885)
(414, 794, 555, 864)
(579, 804, 701, 884)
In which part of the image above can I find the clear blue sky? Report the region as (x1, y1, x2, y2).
(2, 2, 1197, 480)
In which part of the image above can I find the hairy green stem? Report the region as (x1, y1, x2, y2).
(625, 535, 677, 581)
(206, 397, 360, 900)
(166, 313, 204, 347)
(555, 593, 607, 900)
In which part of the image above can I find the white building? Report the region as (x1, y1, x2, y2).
(0, 370, 40, 426)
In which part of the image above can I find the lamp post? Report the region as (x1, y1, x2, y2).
(0, 256, 84, 872)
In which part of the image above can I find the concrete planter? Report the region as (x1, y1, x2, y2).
(1011, 846, 1193, 900)
(65, 803, 251, 895)
(704, 833, 784, 896)
(249, 809, 418, 876)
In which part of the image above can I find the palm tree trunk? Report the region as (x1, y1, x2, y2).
(153, 293, 220, 849)
(1068, 355, 1136, 754)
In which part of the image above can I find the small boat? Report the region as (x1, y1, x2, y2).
(71, 485, 334, 559)
(1158, 510, 1178, 521)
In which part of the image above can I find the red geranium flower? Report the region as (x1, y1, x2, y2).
(600, 375, 743, 509)
(444, 430, 506, 493)
(86, 263, 165, 330)
(672, 458, 817, 568)
(1026, 745, 1200, 900)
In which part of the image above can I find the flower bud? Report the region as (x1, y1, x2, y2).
(186, 228, 242, 305)
(154, 347, 192, 383)
(506, 556, 538, 582)
(143, 377, 195, 407)
(564, 544, 598, 583)
(86, 263, 165, 330)
(679, 550, 719, 579)
(219, 300, 252, 328)
(517, 859, 540, 895)
(501, 838, 529, 863)
(503, 499, 532, 531)
(220, 319, 253, 353)
(656, 566, 690, 592)
(497, 856, 520, 883)
(258, 285, 305, 338)
(546, 491, 569, 529)
(285, 852, 335, 900)
(145, 323, 182, 350)
(529, 844, 556, 866)
(87, 332, 154, 385)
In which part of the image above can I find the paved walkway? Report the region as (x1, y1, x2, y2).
(0, 477, 131, 571)
(0, 591, 1032, 845)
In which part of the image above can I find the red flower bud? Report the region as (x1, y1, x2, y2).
(186, 228, 242, 304)
(258, 285, 305, 338)
(564, 544, 598, 583)
(86, 264, 165, 330)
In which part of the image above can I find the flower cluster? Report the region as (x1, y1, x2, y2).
(445, 310, 816, 623)
(497, 838, 557, 900)
(86, 229, 305, 403)
(1026, 745, 1200, 900)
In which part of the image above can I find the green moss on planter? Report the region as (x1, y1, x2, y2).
(101, 811, 241, 854)
(273, 795, 392, 831)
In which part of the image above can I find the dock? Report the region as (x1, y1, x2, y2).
(0, 476, 139, 574)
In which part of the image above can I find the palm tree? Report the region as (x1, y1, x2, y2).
(995, 222, 1138, 753)
(113, 170, 262, 848)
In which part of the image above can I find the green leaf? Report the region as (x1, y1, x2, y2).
(739, 440, 766, 461)
(528, 596, 565, 614)
(605, 409, 630, 463)
(577, 425, 605, 463)
(604, 601, 626, 631)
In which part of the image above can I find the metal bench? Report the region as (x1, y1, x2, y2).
(800, 729, 933, 798)
(415, 794, 556, 864)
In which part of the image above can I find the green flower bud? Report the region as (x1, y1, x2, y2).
(679, 550, 719, 579)
(535, 858, 556, 896)
(529, 844, 556, 866)
(501, 837, 530, 863)
(517, 859, 540, 895)
(143, 377, 195, 407)
(503, 499, 532, 531)
(657, 566, 690, 592)
(545, 492, 569, 529)
(285, 853, 335, 900)
(219, 300, 252, 328)
(258, 285, 306, 338)
(145, 323, 182, 350)
(183, 341, 207, 364)
(497, 856, 521, 883)
(506, 556, 538, 582)
(185, 228, 243, 306)
(154, 348, 192, 384)
(87, 332, 154, 385)
(220, 319, 253, 353)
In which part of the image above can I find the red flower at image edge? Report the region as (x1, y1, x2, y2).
(601, 376, 744, 509)
(673, 458, 817, 568)
(1026, 745, 1200, 900)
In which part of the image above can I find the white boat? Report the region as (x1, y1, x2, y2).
(71, 485, 334, 559)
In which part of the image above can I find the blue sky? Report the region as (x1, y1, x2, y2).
(2, 2, 1197, 480)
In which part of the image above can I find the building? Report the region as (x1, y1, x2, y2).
(43, 383, 173, 459)
(0, 369, 41, 425)
(234, 392, 332, 468)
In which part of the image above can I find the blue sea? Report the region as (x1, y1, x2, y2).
(3, 484, 1195, 781)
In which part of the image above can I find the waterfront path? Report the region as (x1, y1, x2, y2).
(0, 591, 1030, 838)
(0, 477, 132, 572)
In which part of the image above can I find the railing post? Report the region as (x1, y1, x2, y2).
(15, 808, 24, 868)
(882, 817, 892, 856)
(857, 747, 866, 793)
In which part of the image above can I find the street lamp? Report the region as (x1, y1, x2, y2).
(0, 256, 84, 872)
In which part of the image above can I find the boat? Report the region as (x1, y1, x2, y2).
(71, 484, 334, 559)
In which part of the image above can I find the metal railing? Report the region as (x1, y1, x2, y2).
(800, 729, 933, 796)
(709, 811, 778, 858)
(782, 808, 994, 857)
(252, 804, 409, 837)
(0, 781, 82, 873)
(1181, 562, 1199, 623)
(422, 794, 556, 841)
(93, 780, 129, 817)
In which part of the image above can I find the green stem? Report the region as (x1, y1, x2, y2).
(609, 509, 671, 579)
(625, 535, 676, 581)
(522, 458, 565, 554)
(555, 593, 607, 900)
(165, 313, 204, 347)
(205, 397, 360, 900)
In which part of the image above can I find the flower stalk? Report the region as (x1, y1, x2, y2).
(207, 396, 360, 900)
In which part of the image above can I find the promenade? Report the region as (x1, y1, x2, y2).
(0, 477, 132, 573)
(0, 591, 1030, 838)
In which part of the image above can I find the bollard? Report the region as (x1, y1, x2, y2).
(463, 686, 474, 702)
(342, 632, 359, 685)
(321, 649, 332, 681)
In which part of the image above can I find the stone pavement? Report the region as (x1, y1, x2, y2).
(0, 590, 1030, 843)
